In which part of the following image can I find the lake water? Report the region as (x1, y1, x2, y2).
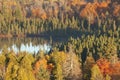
(0, 36, 69, 54)
(0, 38, 53, 54)
(7, 43, 51, 54)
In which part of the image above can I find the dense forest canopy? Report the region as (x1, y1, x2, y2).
(0, 0, 120, 80)
(0, 0, 119, 37)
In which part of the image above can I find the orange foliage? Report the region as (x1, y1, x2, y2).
(32, 8, 41, 18)
(47, 63, 54, 72)
(32, 8, 47, 19)
(71, 0, 79, 6)
(96, 58, 120, 76)
(96, 58, 112, 75)
(80, 2, 98, 23)
(80, 2, 108, 18)
(34, 57, 54, 74)
(113, 5, 120, 17)
(41, 12, 47, 20)
(80, 1, 111, 23)
(70, 0, 86, 6)
(111, 62, 120, 75)
(98, 2, 109, 8)
(34, 58, 47, 73)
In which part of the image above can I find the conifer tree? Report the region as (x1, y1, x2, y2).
(91, 64, 104, 80)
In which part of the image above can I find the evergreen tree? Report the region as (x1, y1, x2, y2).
(91, 64, 104, 80)
(53, 63, 63, 80)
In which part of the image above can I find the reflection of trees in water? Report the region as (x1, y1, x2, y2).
(0, 38, 50, 50)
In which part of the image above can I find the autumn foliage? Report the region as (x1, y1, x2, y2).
(0, 0, 119, 80)
(96, 58, 120, 77)
(96, 58, 112, 75)
(34, 58, 47, 72)
(111, 62, 120, 75)
(0, 0, 120, 22)
(32, 8, 47, 19)
(80, 1, 111, 23)
(113, 5, 120, 17)
(34, 58, 54, 74)
(80, 2, 98, 23)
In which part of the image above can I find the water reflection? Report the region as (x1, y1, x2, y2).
(8, 43, 51, 54)
(0, 38, 52, 54)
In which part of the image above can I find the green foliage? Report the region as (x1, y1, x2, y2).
(61, 35, 119, 62)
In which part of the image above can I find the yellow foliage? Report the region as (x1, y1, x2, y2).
(51, 51, 67, 64)
(4, 1, 17, 7)
(45, 55, 50, 60)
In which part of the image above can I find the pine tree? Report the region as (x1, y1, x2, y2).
(91, 64, 104, 80)
(0, 54, 6, 80)
(51, 50, 66, 80)
(53, 63, 63, 80)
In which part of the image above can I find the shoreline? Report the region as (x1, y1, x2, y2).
(0, 33, 81, 38)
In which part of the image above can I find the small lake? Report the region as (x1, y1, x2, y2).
(0, 38, 58, 54)
(6, 43, 51, 54)
(0, 35, 69, 54)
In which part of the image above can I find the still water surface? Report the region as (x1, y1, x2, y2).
(0, 38, 54, 54)
(8, 43, 51, 53)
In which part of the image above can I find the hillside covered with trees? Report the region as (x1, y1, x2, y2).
(0, 0, 120, 80)
(0, 0, 119, 37)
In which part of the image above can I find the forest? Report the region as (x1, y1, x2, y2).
(0, 0, 120, 80)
